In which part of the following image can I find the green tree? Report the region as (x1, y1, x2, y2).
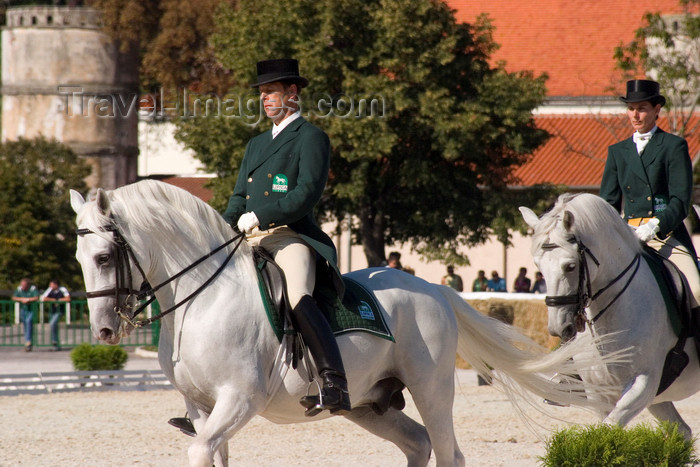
(176, 0, 554, 266)
(87, 0, 234, 93)
(614, 0, 700, 198)
(0, 138, 91, 291)
(614, 0, 700, 138)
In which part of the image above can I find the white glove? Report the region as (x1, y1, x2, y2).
(237, 212, 260, 234)
(635, 217, 660, 242)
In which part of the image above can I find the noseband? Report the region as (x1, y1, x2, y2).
(77, 221, 245, 327)
(543, 237, 642, 328)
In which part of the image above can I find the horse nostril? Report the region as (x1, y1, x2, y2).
(99, 328, 114, 341)
(560, 324, 576, 343)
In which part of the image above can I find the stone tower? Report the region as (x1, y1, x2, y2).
(1, 5, 139, 189)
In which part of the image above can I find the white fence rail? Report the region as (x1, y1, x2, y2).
(0, 369, 172, 396)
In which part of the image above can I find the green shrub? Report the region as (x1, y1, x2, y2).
(70, 343, 128, 371)
(539, 422, 697, 467)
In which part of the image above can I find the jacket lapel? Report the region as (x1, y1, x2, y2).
(640, 128, 665, 169)
(621, 137, 649, 182)
(248, 117, 306, 173)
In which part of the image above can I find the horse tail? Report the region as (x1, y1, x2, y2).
(437, 286, 622, 414)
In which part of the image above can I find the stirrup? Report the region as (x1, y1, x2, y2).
(542, 373, 585, 407)
(299, 375, 351, 417)
(300, 379, 324, 416)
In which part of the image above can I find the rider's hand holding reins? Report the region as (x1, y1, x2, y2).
(635, 217, 660, 242)
(237, 212, 260, 234)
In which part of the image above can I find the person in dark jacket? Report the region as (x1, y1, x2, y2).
(169, 59, 350, 436)
(600, 79, 700, 305)
(223, 58, 349, 416)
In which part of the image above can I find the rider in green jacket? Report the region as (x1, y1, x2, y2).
(600, 79, 700, 305)
(223, 59, 350, 416)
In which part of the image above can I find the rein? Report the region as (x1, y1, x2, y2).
(77, 222, 245, 327)
(544, 237, 642, 328)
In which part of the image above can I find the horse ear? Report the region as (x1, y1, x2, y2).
(519, 206, 539, 228)
(70, 189, 85, 214)
(95, 188, 111, 217)
(563, 210, 575, 232)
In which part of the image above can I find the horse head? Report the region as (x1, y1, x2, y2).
(520, 203, 584, 342)
(521, 193, 642, 344)
(70, 188, 140, 344)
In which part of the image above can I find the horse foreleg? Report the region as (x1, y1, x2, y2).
(345, 406, 432, 467)
(602, 374, 656, 428)
(647, 401, 692, 440)
(186, 394, 261, 467)
(213, 442, 229, 467)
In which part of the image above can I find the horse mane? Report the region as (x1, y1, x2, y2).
(77, 180, 245, 270)
(532, 193, 641, 255)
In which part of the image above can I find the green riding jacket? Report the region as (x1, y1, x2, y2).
(222, 117, 344, 297)
(600, 128, 696, 256)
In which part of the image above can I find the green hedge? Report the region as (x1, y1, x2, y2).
(70, 342, 128, 371)
(540, 422, 697, 467)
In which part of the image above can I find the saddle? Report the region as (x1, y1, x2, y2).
(641, 245, 700, 395)
(252, 247, 403, 415)
(253, 246, 291, 324)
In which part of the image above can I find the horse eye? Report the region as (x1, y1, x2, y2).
(565, 263, 576, 273)
(96, 254, 110, 265)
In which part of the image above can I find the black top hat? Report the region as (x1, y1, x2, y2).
(619, 79, 666, 106)
(250, 59, 309, 88)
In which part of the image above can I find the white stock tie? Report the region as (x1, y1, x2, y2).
(633, 131, 652, 154)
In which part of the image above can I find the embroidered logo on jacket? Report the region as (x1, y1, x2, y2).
(272, 174, 288, 193)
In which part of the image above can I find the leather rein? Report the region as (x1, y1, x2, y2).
(76, 222, 245, 327)
(543, 237, 642, 328)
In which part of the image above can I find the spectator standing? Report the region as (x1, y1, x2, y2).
(472, 270, 488, 292)
(386, 251, 403, 270)
(487, 271, 507, 292)
(531, 272, 547, 294)
(12, 278, 39, 351)
(513, 267, 531, 293)
(441, 266, 464, 292)
(41, 279, 70, 351)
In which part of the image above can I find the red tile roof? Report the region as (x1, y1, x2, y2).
(161, 176, 214, 202)
(446, 0, 696, 97)
(514, 114, 700, 187)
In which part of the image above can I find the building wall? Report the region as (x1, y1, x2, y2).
(331, 221, 537, 289)
(1, 6, 139, 189)
(138, 121, 205, 176)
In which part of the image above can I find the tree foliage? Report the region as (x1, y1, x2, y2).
(614, 0, 700, 138)
(175, 0, 554, 266)
(0, 138, 91, 291)
(87, 0, 234, 93)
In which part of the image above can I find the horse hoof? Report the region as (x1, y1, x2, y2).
(168, 417, 196, 437)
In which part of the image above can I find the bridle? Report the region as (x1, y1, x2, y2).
(76, 220, 245, 327)
(543, 236, 642, 329)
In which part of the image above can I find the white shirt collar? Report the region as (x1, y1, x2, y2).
(633, 125, 658, 154)
(633, 125, 658, 140)
(272, 111, 301, 139)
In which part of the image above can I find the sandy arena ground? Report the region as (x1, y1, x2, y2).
(4, 374, 700, 467)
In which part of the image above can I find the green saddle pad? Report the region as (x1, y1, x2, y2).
(256, 269, 394, 343)
(318, 277, 394, 341)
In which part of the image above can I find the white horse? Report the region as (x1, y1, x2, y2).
(70, 180, 618, 466)
(520, 192, 700, 439)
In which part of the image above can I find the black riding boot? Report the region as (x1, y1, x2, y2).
(292, 295, 351, 416)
